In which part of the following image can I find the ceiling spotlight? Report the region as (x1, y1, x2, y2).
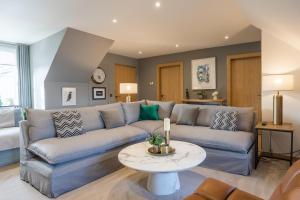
(175, 44, 179, 48)
(112, 18, 118, 23)
(224, 35, 229, 40)
(138, 51, 143, 54)
(155, 1, 161, 8)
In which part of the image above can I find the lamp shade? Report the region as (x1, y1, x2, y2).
(120, 83, 138, 94)
(262, 74, 294, 91)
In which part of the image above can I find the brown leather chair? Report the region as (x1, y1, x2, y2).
(185, 160, 300, 200)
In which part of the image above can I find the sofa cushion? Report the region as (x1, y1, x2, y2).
(156, 124, 254, 153)
(121, 100, 145, 124)
(139, 104, 159, 120)
(170, 104, 198, 123)
(27, 109, 57, 143)
(176, 107, 199, 126)
(0, 108, 15, 128)
(76, 106, 104, 131)
(130, 120, 163, 133)
(210, 111, 239, 132)
(146, 100, 175, 119)
(197, 105, 254, 132)
(171, 104, 254, 132)
(100, 109, 126, 129)
(26, 103, 123, 143)
(52, 110, 84, 138)
(0, 127, 19, 151)
(28, 125, 147, 164)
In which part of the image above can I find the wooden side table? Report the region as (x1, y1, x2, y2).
(182, 99, 226, 105)
(255, 122, 294, 168)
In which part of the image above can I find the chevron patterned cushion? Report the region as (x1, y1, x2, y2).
(210, 111, 239, 131)
(52, 110, 84, 138)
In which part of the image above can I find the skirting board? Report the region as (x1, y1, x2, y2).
(0, 148, 20, 167)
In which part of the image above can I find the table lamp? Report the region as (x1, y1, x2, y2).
(120, 83, 138, 103)
(262, 74, 294, 125)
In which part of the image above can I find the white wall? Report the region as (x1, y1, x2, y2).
(30, 29, 66, 109)
(262, 31, 300, 154)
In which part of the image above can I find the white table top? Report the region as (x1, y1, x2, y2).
(118, 140, 206, 173)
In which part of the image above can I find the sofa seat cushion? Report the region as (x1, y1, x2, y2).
(0, 127, 20, 151)
(130, 120, 163, 133)
(157, 124, 254, 154)
(171, 104, 254, 132)
(28, 125, 147, 164)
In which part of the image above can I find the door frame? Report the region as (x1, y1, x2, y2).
(156, 61, 184, 101)
(226, 52, 261, 106)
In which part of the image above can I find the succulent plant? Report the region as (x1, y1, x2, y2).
(147, 133, 164, 147)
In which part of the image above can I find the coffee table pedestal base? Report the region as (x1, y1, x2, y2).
(147, 172, 180, 195)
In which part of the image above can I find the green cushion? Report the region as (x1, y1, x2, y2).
(139, 104, 159, 120)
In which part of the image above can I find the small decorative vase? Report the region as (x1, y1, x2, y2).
(152, 145, 160, 153)
(160, 144, 169, 154)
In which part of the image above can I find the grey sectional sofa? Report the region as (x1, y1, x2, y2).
(20, 100, 256, 198)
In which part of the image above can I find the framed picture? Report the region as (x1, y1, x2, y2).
(92, 87, 106, 100)
(62, 87, 76, 106)
(191, 57, 216, 90)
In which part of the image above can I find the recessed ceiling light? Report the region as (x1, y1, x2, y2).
(175, 44, 179, 48)
(112, 18, 118, 23)
(138, 51, 143, 54)
(224, 35, 229, 40)
(155, 1, 161, 8)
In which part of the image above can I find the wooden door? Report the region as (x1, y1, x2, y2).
(157, 62, 183, 103)
(115, 64, 137, 102)
(227, 53, 262, 121)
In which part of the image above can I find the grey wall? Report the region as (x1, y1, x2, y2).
(89, 53, 138, 105)
(30, 27, 114, 109)
(138, 42, 261, 101)
(42, 53, 138, 109)
(45, 28, 113, 83)
(30, 29, 66, 109)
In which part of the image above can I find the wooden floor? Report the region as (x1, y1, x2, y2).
(0, 158, 289, 200)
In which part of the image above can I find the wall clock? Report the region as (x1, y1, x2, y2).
(91, 68, 106, 84)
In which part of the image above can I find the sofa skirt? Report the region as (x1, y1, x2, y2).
(200, 144, 255, 176)
(20, 148, 123, 198)
(0, 148, 20, 167)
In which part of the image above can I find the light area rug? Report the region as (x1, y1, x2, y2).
(0, 158, 289, 200)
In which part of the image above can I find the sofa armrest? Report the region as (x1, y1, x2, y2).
(228, 189, 263, 200)
(184, 194, 210, 200)
(251, 112, 257, 134)
(184, 178, 235, 200)
(19, 120, 33, 162)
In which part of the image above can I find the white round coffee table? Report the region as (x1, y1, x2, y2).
(118, 140, 206, 196)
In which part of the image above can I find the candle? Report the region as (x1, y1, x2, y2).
(164, 118, 170, 131)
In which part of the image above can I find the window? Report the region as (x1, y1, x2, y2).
(0, 44, 18, 106)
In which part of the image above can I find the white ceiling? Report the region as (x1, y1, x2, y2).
(0, 0, 261, 58)
(239, 0, 300, 51)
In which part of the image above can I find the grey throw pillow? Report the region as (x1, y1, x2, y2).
(176, 107, 199, 126)
(146, 100, 175, 119)
(210, 111, 239, 131)
(52, 110, 84, 138)
(121, 100, 145, 124)
(100, 109, 126, 129)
